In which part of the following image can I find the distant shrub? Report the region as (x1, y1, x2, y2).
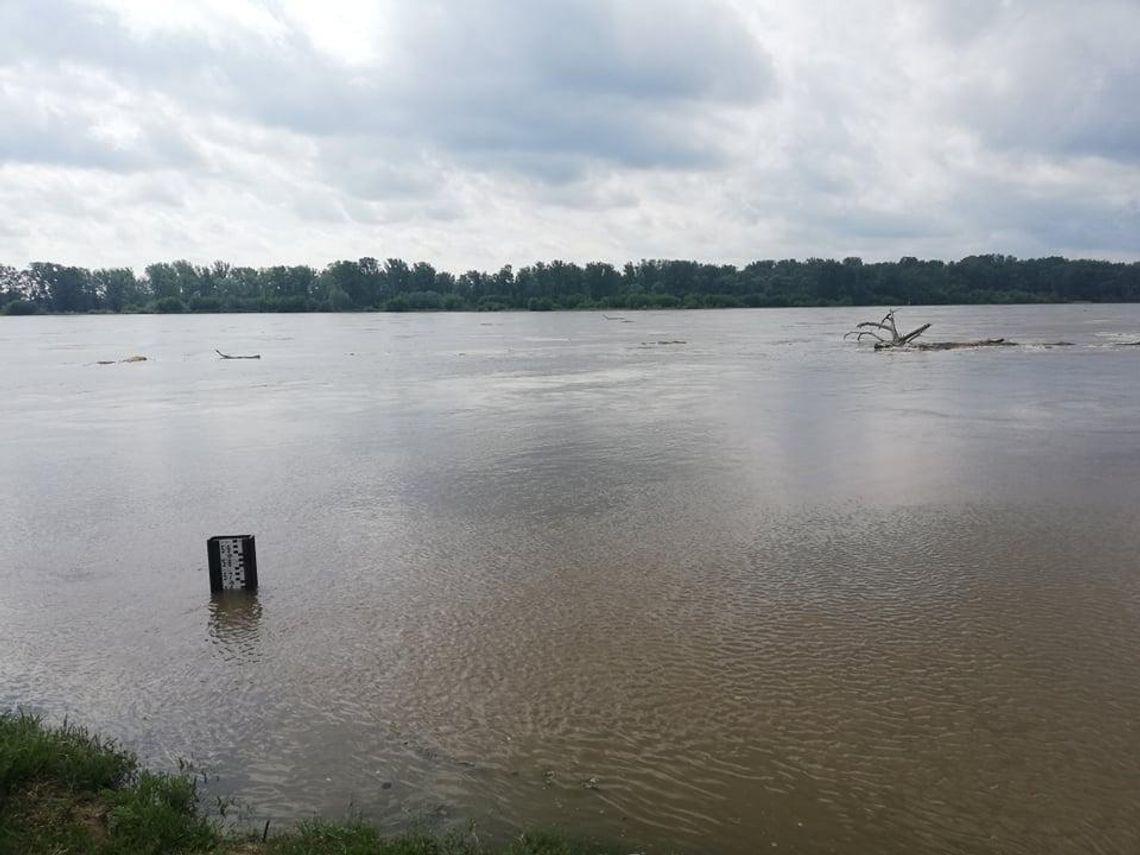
(556, 293, 588, 309)
(703, 294, 744, 308)
(404, 291, 443, 310)
(153, 296, 187, 313)
(274, 295, 310, 312)
(188, 295, 222, 313)
(440, 293, 466, 311)
(222, 296, 263, 313)
(325, 288, 354, 312)
(2, 299, 39, 316)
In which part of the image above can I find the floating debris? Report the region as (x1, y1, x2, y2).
(216, 349, 261, 360)
(95, 355, 148, 365)
(910, 338, 1017, 351)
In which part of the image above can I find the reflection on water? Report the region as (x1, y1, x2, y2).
(208, 592, 263, 663)
(2, 307, 1140, 854)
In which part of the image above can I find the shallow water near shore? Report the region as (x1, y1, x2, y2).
(2, 305, 1140, 854)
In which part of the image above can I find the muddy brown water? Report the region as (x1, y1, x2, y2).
(2, 306, 1139, 853)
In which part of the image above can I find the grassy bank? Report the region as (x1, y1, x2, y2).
(0, 713, 625, 855)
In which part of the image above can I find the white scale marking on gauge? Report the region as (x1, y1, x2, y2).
(218, 537, 246, 589)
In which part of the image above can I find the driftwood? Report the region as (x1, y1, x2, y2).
(95, 355, 148, 365)
(216, 349, 261, 360)
(844, 310, 930, 348)
(909, 338, 1015, 351)
(845, 310, 1020, 351)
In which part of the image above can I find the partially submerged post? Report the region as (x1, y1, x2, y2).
(207, 535, 258, 593)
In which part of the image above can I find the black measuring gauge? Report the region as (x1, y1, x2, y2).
(207, 535, 259, 593)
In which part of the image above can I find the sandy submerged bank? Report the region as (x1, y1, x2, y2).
(0, 713, 631, 855)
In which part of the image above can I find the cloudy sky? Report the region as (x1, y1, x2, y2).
(2, 0, 1138, 271)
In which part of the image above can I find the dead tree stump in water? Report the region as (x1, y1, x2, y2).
(844, 310, 1015, 351)
(844, 310, 931, 349)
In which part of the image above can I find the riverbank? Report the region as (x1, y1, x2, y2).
(0, 713, 625, 855)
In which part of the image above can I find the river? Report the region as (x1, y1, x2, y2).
(2, 305, 1139, 853)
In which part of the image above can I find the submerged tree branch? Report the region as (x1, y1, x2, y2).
(844, 311, 1015, 350)
(909, 338, 1015, 351)
(215, 349, 261, 360)
(844, 310, 931, 349)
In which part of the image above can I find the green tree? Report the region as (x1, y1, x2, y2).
(28, 263, 94, 312)
(92, 268, 142, 312)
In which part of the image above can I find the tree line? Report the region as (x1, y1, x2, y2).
(2, 255, 1138, 315)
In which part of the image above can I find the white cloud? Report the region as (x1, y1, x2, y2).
(281, 0, 391, 66)
(79, 0, 290, 43)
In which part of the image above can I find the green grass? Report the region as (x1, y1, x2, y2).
(0, 711, 133, 797)
(0, 712, 217, 854)
(0, 713, 628, 855)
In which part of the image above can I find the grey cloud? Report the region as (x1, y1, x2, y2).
(1, 0, 1137, 269)
(3, 0, 774, 181)
(244, 0, 774, 177)
(1, 1, 223, 83)
(816, 208, 944, 242)
(396, 0, 771, 104)
(289, 198, 348, 224)
(377, 0, 773, 173)
(947, 1, 1140, 163)
(315, 139, 444, 201)
(417, 98, 730, 173)
(952, 177, 1140, 256)
(962, 63, 1140, 165)
(0, 66, 199, 172)
(919, 0, 1009, 45)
